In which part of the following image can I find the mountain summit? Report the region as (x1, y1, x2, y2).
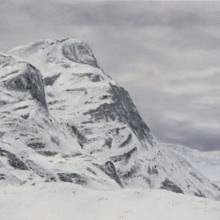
(0, 38, 219, 199)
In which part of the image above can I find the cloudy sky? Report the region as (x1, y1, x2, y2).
(1, 0, 220, 151)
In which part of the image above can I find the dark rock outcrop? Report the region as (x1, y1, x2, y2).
(161, 178, 184, 194)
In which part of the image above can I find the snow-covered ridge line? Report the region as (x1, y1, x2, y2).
(0, 38, 219, 200)
(9, 38, 99, 68)
(163, 143, 220, 185)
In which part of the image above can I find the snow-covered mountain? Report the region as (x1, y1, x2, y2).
(0, 38, 219, 200)
(163, 144, 220, 186)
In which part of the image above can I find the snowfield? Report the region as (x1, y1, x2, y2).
(0, 183, 220, 220)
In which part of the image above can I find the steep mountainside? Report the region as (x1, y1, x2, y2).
(0, 38, 218, 199)
(164, 144, 220, 186)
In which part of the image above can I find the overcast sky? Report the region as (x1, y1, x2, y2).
(0, 0, 220, 151)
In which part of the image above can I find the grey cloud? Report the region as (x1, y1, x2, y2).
(122, 84, 220, 151)
(169, 72, 220, 86)
(0, 0, 220, 151)
(42, 1, 220, 28)
(151, 117, 220, 151)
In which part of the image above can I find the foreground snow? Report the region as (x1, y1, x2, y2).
(0, 183, 220, 220)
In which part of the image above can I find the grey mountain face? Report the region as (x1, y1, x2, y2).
(0, 38, 219, 200)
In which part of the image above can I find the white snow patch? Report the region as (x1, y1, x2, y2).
(0, 183, 220, 220)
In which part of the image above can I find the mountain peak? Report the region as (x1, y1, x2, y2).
(9, 38, 99, 68)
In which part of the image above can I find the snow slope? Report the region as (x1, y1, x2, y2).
(0, 183, 220, 220)
(0, 38, 218, 200)
(164, 144, 220, 186)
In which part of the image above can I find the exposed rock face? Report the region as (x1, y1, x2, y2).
(0, 54, 47, 109)
(62, 40, 99, 67)
(0, 53, 120, 189)
(84, 83, 153, 145)
(0, 39, 219, 200)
